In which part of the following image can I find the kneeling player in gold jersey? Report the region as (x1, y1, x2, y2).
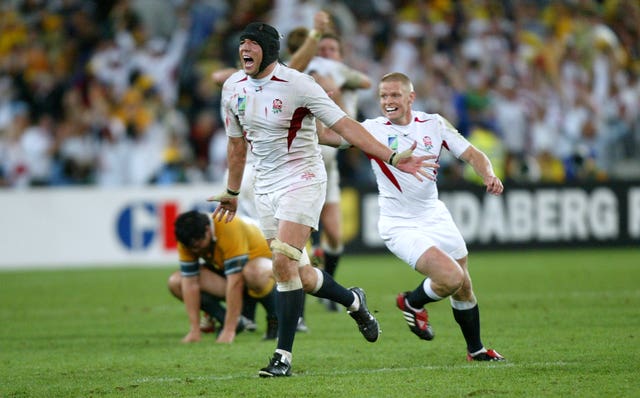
(168, 210, 277, 343)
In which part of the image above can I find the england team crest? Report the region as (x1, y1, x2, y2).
(423, 136, 433, 151)
(272, 99, 283, 114)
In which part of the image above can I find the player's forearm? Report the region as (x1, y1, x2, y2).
(317, 121, 345, 147)
(289, 11, 329, 71)
(288, 36, 319, 72)
(182, 277, 201, 330)
(332, 117, 394, 162)
(226, 137, 247, 192)
(462, 146, 496, 179)
(222, 275, 244, 333)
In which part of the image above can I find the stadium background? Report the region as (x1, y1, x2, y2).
(0, 0, 639, 268)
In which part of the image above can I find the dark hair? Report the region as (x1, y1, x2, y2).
(286, 27, 308, 54)
(174, 211, 210, 246)
(240, 22, 281, 73)
(320, 32, 343, 56)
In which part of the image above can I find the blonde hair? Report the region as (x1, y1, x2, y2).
(380, 72, 414, 92)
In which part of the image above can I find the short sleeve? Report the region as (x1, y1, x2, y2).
(221, 79, 244, 138)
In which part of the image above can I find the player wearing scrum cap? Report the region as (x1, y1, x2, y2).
(210, 22, 437, 377)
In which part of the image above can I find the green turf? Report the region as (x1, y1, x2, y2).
(1, 248, 639, 397)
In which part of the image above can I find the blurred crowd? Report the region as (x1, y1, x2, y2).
(0, 0, 639, 189)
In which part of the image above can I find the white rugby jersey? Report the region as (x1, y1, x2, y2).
(221, 63, 347, 194)
(361, 111, 471, 219)
(305, 56, 360, 118)
(306, 57, 347, 89)
(305, 56, 345, 166)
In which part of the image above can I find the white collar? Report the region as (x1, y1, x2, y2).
(248, 63, 278, 90)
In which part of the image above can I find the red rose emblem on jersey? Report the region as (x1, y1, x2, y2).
(272, 99, 283, 114)
(423, 136, 433, 151)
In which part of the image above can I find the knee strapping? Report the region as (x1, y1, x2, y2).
(300, 247, 310, 267)
(277, 278, 303, 291)
(270, 238, 302, 261)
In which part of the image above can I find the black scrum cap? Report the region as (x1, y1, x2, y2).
(239, 22, 280, 73)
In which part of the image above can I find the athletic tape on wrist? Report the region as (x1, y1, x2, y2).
(308, 29, 322, 41)
(390, 148, 412, 167)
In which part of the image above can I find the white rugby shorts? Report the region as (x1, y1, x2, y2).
(237, 166, 258, 218)
(255, 182, 327, 239)
(378, 200, 468, 268)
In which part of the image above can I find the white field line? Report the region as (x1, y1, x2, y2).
(133, 361, 571, 384)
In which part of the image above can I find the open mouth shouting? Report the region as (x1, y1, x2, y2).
(242, 54, 255, 70)
(239, 39, 262, 76)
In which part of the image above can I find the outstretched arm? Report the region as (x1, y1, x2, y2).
(459, 145, 504, 195)
(288, 11, 331, 71)
(330, 116, 438, 181)
(317, 121, 345, 147)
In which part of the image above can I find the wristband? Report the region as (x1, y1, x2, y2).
(226, 188, 240, 196)
(388, 151, 397, 166)
(308, 29, 322, 41)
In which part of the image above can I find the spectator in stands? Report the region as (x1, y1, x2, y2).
(1, 1, 640, 188)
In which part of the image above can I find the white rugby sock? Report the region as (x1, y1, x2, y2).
(275, 349, 292, 364)
(423, 278, 444, 301)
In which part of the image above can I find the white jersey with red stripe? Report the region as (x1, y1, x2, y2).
(221, 63, 346, 194)
(361, 111, 471, 219)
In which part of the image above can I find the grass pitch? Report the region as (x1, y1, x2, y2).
(1, 248, 639, 397)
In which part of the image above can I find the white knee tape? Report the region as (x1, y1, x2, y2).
(300, 247, 310, 267)
(270, 238, 302, 261)
(277, 278, 304, 291)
